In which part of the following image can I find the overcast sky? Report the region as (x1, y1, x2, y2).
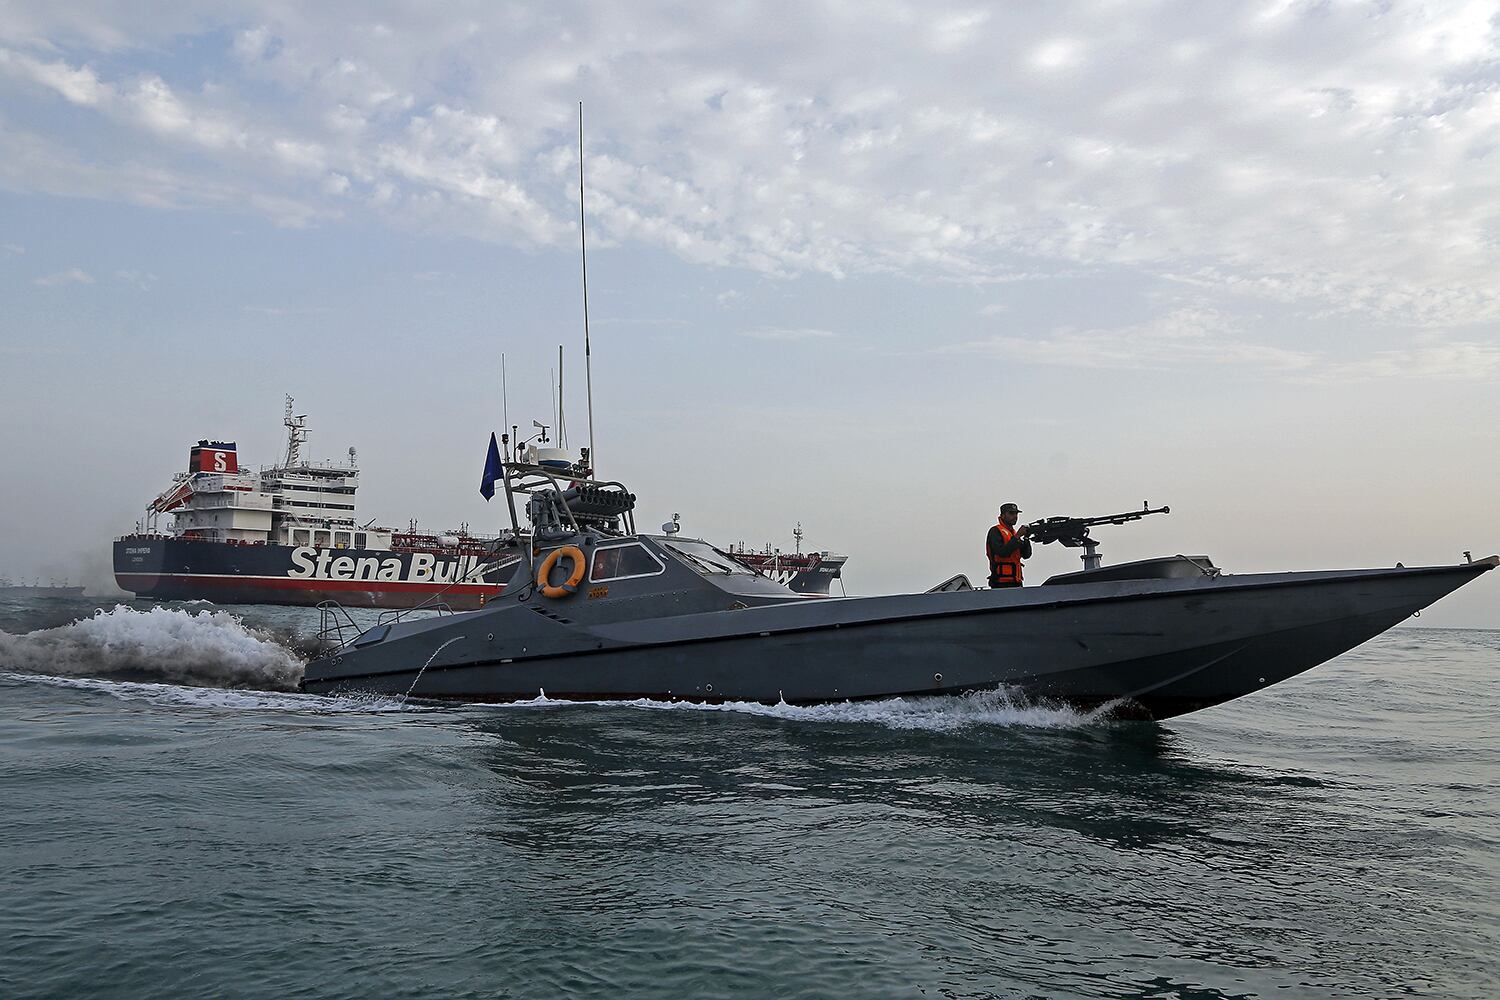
(2, 1, 1497, 625)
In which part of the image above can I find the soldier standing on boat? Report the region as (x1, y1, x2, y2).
(987, 502, 1032, 588)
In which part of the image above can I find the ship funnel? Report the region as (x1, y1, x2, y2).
(189, 442, 239, 475)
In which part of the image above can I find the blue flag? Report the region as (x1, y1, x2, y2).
(480, 432, 503, 500)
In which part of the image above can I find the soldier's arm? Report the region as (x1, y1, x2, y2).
(990, 531, 1026, 557)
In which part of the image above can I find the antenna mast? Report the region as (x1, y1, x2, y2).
(558, 344, 566, 448)
(578, 101, 596, 474)
(282, 394, 308, 467)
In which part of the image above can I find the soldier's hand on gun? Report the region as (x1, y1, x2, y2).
(1018, 524, 1032, 538)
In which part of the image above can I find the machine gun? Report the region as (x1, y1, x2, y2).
(1027, 502, 1170, 571)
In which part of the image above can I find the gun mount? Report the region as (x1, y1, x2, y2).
(526, 483, 637, 537)
(1029, 502, 1170, 572)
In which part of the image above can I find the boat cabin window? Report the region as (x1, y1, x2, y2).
(313, 530, 330, 547)
(355, 532, 366, 549)
(293, 530, 310, 545)
(590, 543, 665, 582)
(335, 531, 351, 549)
(661, 539, 757, 577)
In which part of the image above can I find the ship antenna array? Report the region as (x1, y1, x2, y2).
(282, 394, 308, 467)
(578, 101, 596, 474)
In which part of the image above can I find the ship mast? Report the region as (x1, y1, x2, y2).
(578, 102, 596, 474)
(282, 395, 308, 468)
(557, 345, 566, 448)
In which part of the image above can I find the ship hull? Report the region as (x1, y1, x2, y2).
(114, 537, 513, 610)
(301, 560, 1493, 719)
(732, 554, 848, 595)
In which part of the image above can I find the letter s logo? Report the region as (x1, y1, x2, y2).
(288, 547, 317, 579)
(214, 452, 227, 471)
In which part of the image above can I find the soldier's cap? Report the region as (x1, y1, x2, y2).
(999, 502, 1022, 515)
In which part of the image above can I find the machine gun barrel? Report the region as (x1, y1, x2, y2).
(1029, 503, 1170, 548)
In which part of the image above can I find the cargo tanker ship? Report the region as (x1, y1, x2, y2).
(114, 399, 519, 610)
(728, 525, 846, 595)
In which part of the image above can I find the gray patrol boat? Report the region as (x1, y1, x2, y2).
(302, 447, 1495, 719)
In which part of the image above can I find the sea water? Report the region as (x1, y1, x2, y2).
(0, 595, 1496, 999)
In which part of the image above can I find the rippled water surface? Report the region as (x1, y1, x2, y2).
(1, 596, 1496, 998)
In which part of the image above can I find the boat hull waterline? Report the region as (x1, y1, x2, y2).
(301, 559, 1494, 720)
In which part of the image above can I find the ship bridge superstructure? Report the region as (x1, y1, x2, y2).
(137, 399, 398, 551)
(261, 462, 358, 526)
(144, 440, 275, 543)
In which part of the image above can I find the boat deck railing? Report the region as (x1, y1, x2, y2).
(314, 601, 363, 650)
(377, 603, 454, 627)
(315, 599, 457, 652)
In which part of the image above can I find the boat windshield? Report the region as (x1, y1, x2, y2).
(661, 539, 758, 577)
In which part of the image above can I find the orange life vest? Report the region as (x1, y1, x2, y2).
(990, 521, 1023, 585)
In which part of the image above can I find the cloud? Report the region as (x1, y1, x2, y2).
(1312, 341, 1500, 383)
(1029, 38, 1084, 72)
(2, 243, 23, 256)
(739, 326, 838, 341)
(0, 118, 329, 229)
(115, 269, 156, 290)
(946, 305, 1320, 373)
(0, 3, 1498, 323)
(948, 304, 1500, 383)
(33, 267, 93, 286)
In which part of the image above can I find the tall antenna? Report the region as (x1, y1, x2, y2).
(501, 352, 509, 439)
(578, 101, 596, 473)
(282, 394, 308, 467)
(557, 344, 567, 448)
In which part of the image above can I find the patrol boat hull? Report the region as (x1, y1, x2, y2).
(301, 558, 1494, 719)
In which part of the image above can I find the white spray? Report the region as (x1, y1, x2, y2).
(0, 605, 306, 691)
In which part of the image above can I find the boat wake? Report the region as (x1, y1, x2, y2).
(0, 605, 307, 692)
(480, 688, 1109, 731)
(2, 670, 417, 713)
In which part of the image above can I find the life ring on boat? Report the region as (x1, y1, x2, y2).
(537, 545, 587, 598)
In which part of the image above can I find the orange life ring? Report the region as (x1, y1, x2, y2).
(537, 545, 587, 598)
